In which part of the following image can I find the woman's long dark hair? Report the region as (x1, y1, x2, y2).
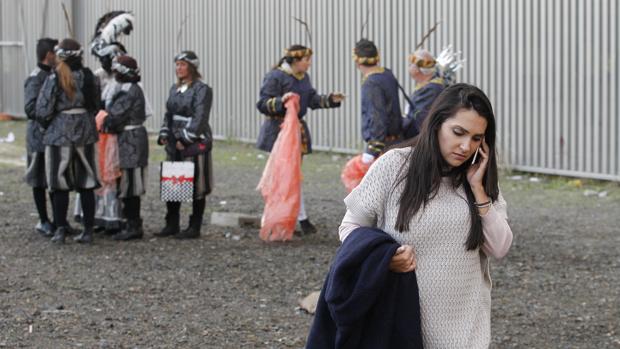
(394, 83, 499, 250)
(272, 44, 308, 69)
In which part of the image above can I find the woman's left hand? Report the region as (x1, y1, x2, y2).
(467, 140, 489, 189)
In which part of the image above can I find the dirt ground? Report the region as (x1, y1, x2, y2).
(0, 120, 619, 348)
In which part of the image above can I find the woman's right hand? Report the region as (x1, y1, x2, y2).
(389, 245, 416, 273)
(157, 136, 168, 146)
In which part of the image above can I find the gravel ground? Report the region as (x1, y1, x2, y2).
(0, 120, 619, 348)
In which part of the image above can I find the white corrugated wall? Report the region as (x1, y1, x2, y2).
(1, 0, 618, 180)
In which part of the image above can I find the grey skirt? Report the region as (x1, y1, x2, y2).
(45, 144, 100, 192)
(118, 166, 148, 198)
(24, 151, 47, 188)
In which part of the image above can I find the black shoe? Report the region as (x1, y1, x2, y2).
(35, 221, 55, 237)
(73, 227, 94, 244)
(299, 219, 317, 235)
(113, 219, 143, 241)
(51, 227, 67, 244)
(154, 223, 179, 237)
(154, 210, 180, 237)
(174, 226, 200, 239)
(175, 215, 201, 239)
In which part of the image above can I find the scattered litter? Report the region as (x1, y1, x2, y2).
(529, 177, 541, 183)
(219, 201, 227, 205)
(232, 235, 240, 241)
(28, 325, 33, 333)
(224, 232, 231, 239)
(299, 291, 321, 314)
(598, 191, 608, 198)
(567, 179, 583, 188)
(583, 190, 598, 197)
(256, 154, 265, 160)
(0, 132, 15, 143)
(231, 156, 237, 161)
(331, 155, 341, 162)
(508, 175, 523, 181)
(0, 192, 4, 196)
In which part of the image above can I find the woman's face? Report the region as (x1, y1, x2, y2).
(293, 56, 312, 73)
(437, 108, 488, 167)
(176, 61, 190, 81)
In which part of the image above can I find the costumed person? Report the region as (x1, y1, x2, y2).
(35, 39, 101, 244)
(402, 44, 464, 140)
(338, 83, 513, 347)
(341, 39, 402, 193)
(256, 43, 344, 234)
(353, 39, 403, 165)
(101, 55, 149, 241)
(402, 49, 447, 139)
(73, 10, 136, 233)
(24, 38, 58, 237)
(156, 51, 213, 239)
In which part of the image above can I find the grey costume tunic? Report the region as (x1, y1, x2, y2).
(35, 68, 101, 191)
(24, 63, 53, 188)
(158, 80, 213, 199)
(104, 82, 149, 198)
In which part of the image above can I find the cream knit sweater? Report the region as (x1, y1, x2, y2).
(340, 147, 513, 349)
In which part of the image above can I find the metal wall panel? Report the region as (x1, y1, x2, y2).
(1, 0, 619, 180)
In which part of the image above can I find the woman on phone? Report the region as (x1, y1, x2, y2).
(338, 83, 513, 348)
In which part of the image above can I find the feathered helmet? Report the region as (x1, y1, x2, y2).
(174, 51, 200, 68)
(284, 17, 313, 58)
(90, 11, 134, 59)
(409, 22, 465, 83)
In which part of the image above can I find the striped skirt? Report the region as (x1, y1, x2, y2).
(45, 144, 100, 191)
(24, 151, 47, 188)
(118, 166, 148, 198)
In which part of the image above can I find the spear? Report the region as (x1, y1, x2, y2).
(176, 14, 190, 52)
(292, 17, 312, 47)
(415, 21, 441, 50)
(61, 2, 74, 38)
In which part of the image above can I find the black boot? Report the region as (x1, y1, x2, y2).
(155, 210, 180, 237)
(51, 227, 67, 244)
(175, 214, 202, 239)
(299, 219, 317, 235)
(113, 219, 144, 241)
(74, 226, 94, 243)
(35, 221, 55, 237)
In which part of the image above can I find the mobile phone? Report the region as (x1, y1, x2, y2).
(471, 147, 480, 165)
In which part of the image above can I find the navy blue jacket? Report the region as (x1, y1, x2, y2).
(403, 77, 446, 139)
(256, 66, 340, 154)
(306, 227, 423, 349)
(361, 68, 403, 156)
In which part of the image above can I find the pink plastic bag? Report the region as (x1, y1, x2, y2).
(340, 154, 372, 193)
(95, 110, 121, 195)
(257, 95, 302, 242)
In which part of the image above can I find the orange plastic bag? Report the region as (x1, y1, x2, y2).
(340, 154, 372, 193)
(256, 94, 302, 242)
(95, 110, 121, 195)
